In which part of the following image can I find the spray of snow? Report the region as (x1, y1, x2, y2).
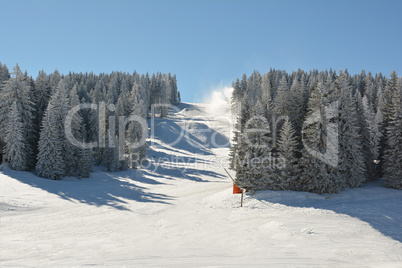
(204, 86, 233, 115)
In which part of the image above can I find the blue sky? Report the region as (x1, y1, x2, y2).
(1, 0, 401, 102)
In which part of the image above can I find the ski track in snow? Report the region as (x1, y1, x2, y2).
(1, 101, 402, 267)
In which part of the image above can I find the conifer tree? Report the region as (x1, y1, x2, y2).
(126, 97, 147, 168)
(89, 80, 106, 164)
(36, 80, 70, 179)
(4, 102, 27, 170)
(101, 100, 116, 170)
(298, 83, 341, 193)
(0, 63, 10, 84)
(288, 78, 305, 133)
(116, 79, 131, 117)
(355, 91, 377, 181)
(49, 68, 61, 94)
(77, 124, 93, 178)
(34, 70, 51, 132)
(383, 81, 402, 189)
(260, 73, 273, 119)
(229, 97, 247, 171)
(362, 95, 382, 178)
(0, 64, 35, 169)
(338, 73, 366, 188)
(109, 135, 127, 172)
(276, 117, 300, 189)
(36, 104, 65, 180)
(64, 85, 82, 176)
(274, 75, 290, 116)
(235, 102, 271, 190)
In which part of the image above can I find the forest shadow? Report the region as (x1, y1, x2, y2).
(145, 148, 226, 182)
(253, 180, 402, 242)
(1, 168, 173, 211)
(150, 114, 229, 153)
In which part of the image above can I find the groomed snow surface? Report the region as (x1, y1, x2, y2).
(1, 101, 402, 267)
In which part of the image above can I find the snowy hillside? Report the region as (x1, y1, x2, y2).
(1, 100, 402, 267)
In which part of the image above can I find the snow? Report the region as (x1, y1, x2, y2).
(1, 99, 402, 267)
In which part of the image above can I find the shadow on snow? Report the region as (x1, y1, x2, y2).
(146, 145, 226, 183)
(253, 179, 402, 242)
(150, 116, 229, 156)
(1, 167, 173, 211)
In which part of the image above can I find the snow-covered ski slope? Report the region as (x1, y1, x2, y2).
(1, 100, 402, 267)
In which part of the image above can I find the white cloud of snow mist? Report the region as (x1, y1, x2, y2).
(203, 86, 233, 114)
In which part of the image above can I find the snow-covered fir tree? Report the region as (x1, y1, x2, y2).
(33, 70, 51, 135)
(36, 104, 65, 180)
(362, 95, 382, 176)
(383, 80, 402, 189)
(276, 117, 300, 190)
(287, 78, 306, 133)
(64, 84, 83, 176)
(273, 75, 290, 116)
(0, 62, 10, 84)
(337, 72, 366, 188)
(298, 83, 344, 193)
(0, 64, 36, 169)
(77, 124, 93, 178)
(355, 91, 377, 181)
(126, 96, 148, 168)
(234, 101, 272, 190)
(36, 80, 71, 179)
(4, 102, 27, 170)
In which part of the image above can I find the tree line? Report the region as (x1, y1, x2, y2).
(0, 63, 180, 179)
(230, 68, 402, 193)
